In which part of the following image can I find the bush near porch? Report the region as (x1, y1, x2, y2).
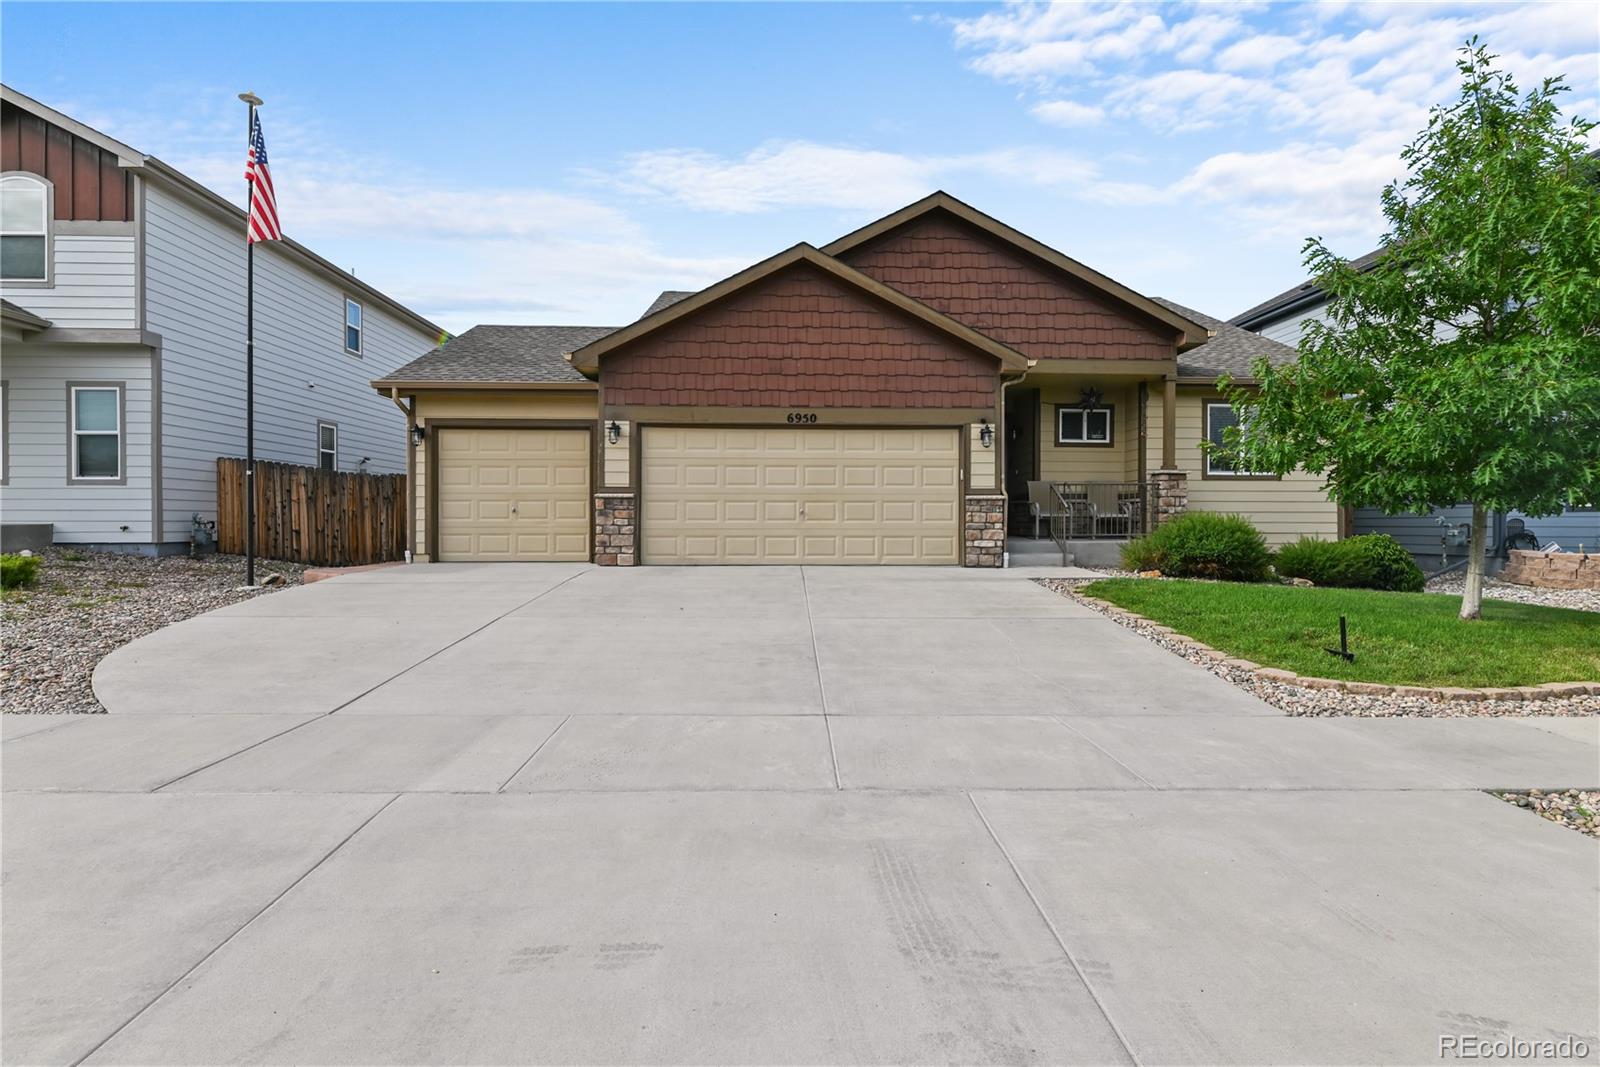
(1081, 578, 1600, 688)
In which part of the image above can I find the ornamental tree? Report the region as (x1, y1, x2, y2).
(1223, 41, 1600, 620)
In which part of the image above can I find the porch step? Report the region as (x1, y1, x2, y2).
(1006, 537, 1072, 566)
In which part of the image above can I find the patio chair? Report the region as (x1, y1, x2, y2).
(1087, 483, 1135, 539)
(1026, 480, 1057, 539)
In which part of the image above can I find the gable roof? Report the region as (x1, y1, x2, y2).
(1153, 297, 1299, 381)
(822, 191, 1212, 351)
(642, 290, 696, 318)
(1226, 247, 1386, 330)
(1, 83, 444, 342)
(373, 325, 614, 389)
(569, 243, 1032, 375)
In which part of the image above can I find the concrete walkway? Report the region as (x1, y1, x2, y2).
(4, 564, 1597, 1065)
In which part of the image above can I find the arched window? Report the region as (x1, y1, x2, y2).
(1, 174, 51, 282)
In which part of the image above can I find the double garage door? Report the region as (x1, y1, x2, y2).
(436, 425, 962, 564)
(641, 427, 960, 565)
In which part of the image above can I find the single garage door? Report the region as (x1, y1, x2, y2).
(436, 428, 590, 561)
(642, 426, 961, 564)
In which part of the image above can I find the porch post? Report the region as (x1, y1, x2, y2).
(1161, 377, 1176, 470)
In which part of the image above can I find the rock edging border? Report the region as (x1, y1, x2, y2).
(1071, 590, 1600, 703)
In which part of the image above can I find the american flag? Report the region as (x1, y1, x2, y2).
(244, 111, 282, 243)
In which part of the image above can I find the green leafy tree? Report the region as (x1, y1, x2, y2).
(1223, 41, 1600, 620)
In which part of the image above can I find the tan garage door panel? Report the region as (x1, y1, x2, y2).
(642, 427, 960, 565)
(436, 428, 590, 562)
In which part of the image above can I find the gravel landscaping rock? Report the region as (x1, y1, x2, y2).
(2, 549, 303, 715)
(1036, 576, 1600, 719)
(1493, 789, 1600, 838)
(1425, 571, 1600, 613)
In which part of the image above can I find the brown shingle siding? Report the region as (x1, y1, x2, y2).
(603, 263, 997, 409)
(840, 214, 1177, 361)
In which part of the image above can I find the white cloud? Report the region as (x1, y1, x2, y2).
(1213, 34, 1303, 72)
(939, 0, 1597, 260)
(1031, 99, 1106, 127)
(610, 140, 1100, 214)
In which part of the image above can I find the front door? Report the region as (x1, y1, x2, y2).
(1004, 389, 1038, 501)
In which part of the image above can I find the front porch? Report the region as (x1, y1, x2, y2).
(1001, 365, 1186, 566)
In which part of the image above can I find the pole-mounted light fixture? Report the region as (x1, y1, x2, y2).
(978, 418, 994, 449)
(607, 421, 622, 445)
(238, 91, 263, 108)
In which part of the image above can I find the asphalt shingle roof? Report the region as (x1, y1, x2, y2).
(1153, 297, 1300, 380)
(1226, 247, 1386, 328)
(375, 325, 617, 385)
(642, 290, 696, 318)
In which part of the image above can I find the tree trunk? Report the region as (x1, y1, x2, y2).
(1459, 502, 1488, 621)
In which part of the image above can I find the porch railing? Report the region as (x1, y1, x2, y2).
(1047, 481, 1149, 561)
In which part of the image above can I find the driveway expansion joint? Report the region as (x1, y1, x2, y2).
(64, 792, 402, 1067)
(965, 791, 1143, 1066)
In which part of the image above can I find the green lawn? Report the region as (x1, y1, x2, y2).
(1079, 579, 1600, 688)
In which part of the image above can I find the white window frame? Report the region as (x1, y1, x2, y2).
(1, 172, 53, 285)
(1203, 400, 1274, 478)
(1056, 404, 1115, 447)
(317, 420, 338, 472)
(344, 297, 363, 356)
(68, 383, 123, 483)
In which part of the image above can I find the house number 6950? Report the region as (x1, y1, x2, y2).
(786, 412, 818, 424)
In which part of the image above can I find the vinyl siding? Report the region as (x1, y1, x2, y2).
(0, 232, 137, 329)
(0, 343, 153, 542)
(1149, 388, 1338, 546)
(142, 180, 437, 543)
(1356, 504, 1600, 570)
(1255, 304, 1327, 347)
(1035, 378, 1139, 485)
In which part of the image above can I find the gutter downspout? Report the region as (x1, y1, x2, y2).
(997, 361, 1036, 568)
(389, 388, 415, 562)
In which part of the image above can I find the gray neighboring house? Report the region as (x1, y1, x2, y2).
(0, 85, 443, 554)
(1229, 259, 1599, 571)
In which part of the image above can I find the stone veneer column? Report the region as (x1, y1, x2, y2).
(1148, 469, 1188, 527)
(594, 492, 636, 566)
(963, 494, 1005, 567)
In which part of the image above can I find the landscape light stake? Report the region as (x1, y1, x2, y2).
(1324, 615, 1355, 663)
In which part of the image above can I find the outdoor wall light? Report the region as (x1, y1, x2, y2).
(979, 419, 994, 449)
(607, 421, 622, 444)
(411, 424, 427, 444)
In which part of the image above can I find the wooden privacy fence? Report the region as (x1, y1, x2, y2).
(216, 458, 407, 567)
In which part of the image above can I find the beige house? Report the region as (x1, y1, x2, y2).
(374, 193, 1338, 567)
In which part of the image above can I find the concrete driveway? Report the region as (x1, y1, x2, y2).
(4, 564, 1597, 1065)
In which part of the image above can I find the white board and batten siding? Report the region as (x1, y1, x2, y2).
(141, 181, 438, 543)
(0, 344, 154, 542)
(0, 233, 138, 330)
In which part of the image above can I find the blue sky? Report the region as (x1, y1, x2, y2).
(4, 1, 1596, 333)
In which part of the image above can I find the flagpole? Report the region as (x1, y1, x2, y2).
(239, 92, 262, 588)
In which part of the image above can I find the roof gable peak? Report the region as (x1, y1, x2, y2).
(823, 192, 1211, 350)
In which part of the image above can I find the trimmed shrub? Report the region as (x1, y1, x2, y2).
(1273, 534, 1424, 592)
(1120, 512, 1272, 582)
(1, 553, 40, 590)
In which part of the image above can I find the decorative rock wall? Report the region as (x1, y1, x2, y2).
(594, 493, 636, 566)
(964, 494, 1005, 568)
(1500, 549, 1599, 591)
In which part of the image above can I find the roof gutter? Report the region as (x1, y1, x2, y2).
(370, 379, 599, 394)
